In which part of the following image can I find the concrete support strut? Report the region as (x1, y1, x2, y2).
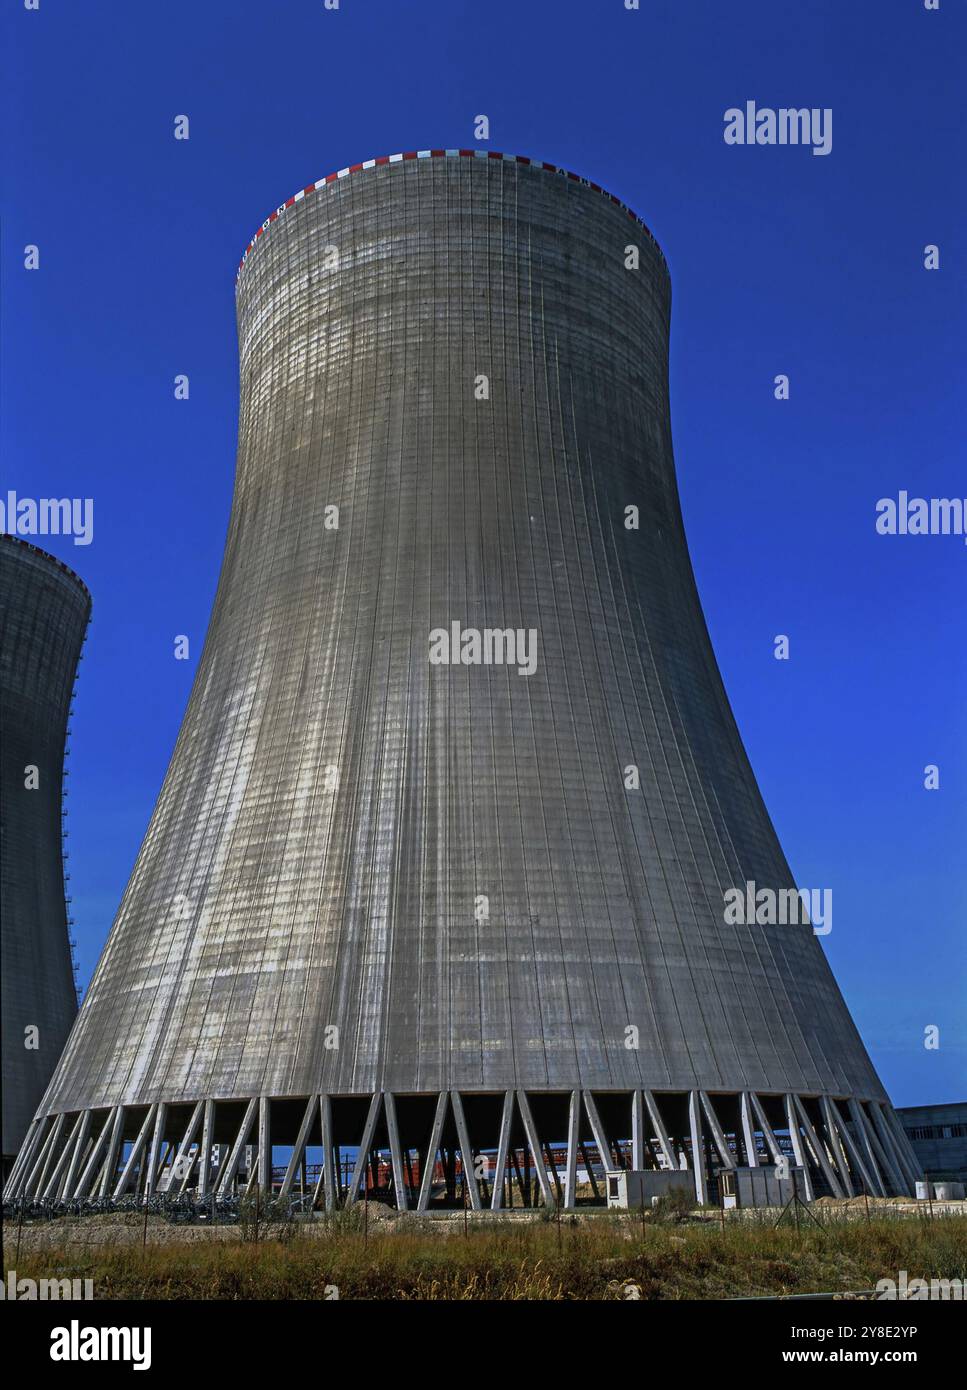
(563, 1090, 580, 1209)
(170, 1102, 203, 1196)
(688, 1090, 709, 1205)
(490, 1090, 514, 1211)
(21, 1114, 63, 1198)
(416, 1091, 448, 1213)
(881, 1103, 924, 1190)
(7, 1087, 917, 1206)
(848, 1099, 888, 1197)
(517, 1090, 553, 1207)
(829, 1096, 875, 1196)
(98, 1106, 125, 1198)
(793, 1094, 844, 1198)
(43, 1111, 84, 1199)
(279, 1095, 318, 1202)
(643, 1090, 677, 1171)
(700, 1092, 736, 1170)
(7, 1117, 45, 1194)
(740, 1092, 760, 1168)
(73, 1110, 115, 1199)
(113, 1105, 157, 1200)
(384, 1092, 409, 1212)
(216, 1097, 258, 1198)
(346, 1093, 381, 1205)
(451, 1091, 481, 1211)
(783, 1093, 815, 1201)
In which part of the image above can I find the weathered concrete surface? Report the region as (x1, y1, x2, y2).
(34, 151, 889, 1120)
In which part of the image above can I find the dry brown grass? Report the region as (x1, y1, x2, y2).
(5, 1209, 965, 1300)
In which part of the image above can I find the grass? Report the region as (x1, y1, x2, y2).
(5, 1209, 966, 1300)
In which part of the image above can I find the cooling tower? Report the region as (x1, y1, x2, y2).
(8, 151, 920, 1208)
(1, 537, 88, 1176)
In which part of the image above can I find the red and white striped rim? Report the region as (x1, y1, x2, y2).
(236, 149, 666, 280)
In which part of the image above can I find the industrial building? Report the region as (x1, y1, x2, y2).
(7, 151, 921, 1208)
(1, 537, 89, 1176)
(897, 1103, 967, 1183)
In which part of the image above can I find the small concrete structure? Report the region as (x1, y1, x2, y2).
(605, 1169, 693, 1208)
(930, 1181, 965, 1201)
(718, 1165, 803, 1209)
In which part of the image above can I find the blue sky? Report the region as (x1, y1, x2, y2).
(3, 0, 964, 1107)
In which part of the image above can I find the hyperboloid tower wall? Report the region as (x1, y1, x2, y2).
(9, 151, 920, 1206)
(1, 537, 88, 1175)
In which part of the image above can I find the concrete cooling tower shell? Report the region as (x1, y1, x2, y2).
(8, 152, 921, 1208)
(1, 537, 88, 1173)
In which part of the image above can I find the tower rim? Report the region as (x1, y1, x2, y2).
(0, 533, 92, 606)
(236, 148, 669, 283)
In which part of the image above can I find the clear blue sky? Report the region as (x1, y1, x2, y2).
(3, 0, 964, 1107)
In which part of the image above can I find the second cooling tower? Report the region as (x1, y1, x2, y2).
(1, 537, 88, 1174)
